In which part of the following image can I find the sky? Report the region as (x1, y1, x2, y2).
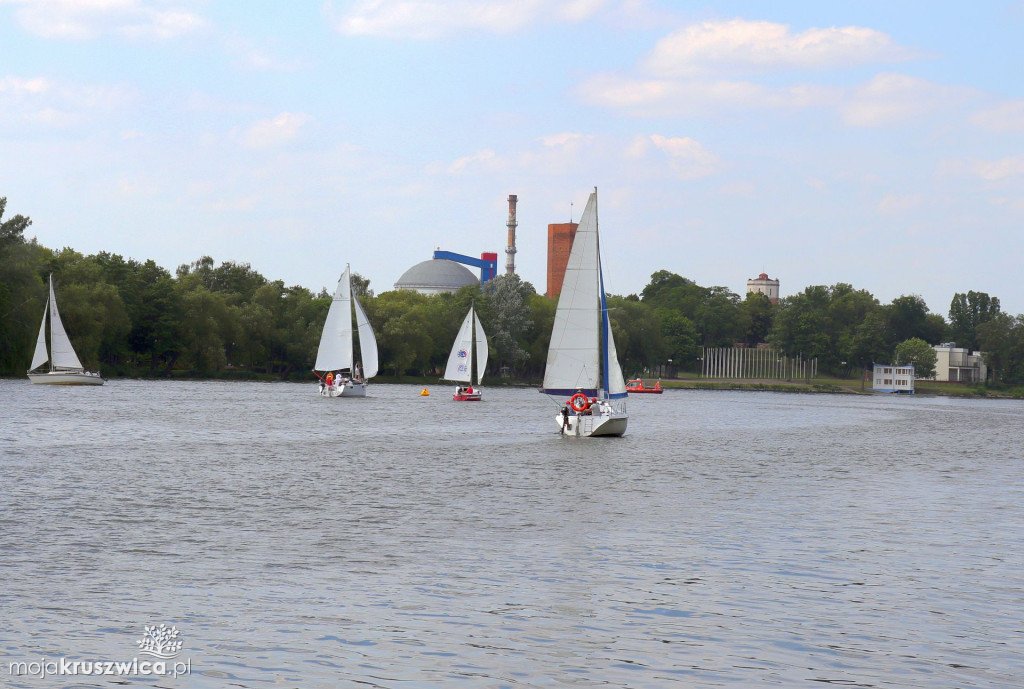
(1, 1, 1023, 316)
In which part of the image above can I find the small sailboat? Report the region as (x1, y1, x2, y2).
(443, 304, 488, 401)
(314, 265, 378, 397)
(27, 274, 104, 385)
(542, 188, 627, 436)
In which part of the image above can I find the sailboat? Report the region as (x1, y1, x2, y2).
(541, 188, 627, 436)
(27, 274, 105, 385)
(443, 304, 488, 401)
(314, 265, 379, 397)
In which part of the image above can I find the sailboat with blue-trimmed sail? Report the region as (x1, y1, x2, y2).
(541, 188, 628, 437)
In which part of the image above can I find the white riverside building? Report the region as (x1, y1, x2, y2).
(873, 365, 915, 393)
(932, 343, 987, 383)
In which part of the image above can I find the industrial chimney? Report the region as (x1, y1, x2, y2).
(505, 194, 518, 275)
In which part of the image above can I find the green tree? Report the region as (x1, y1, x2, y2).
(606, 295, 666, 377)
(0, 197, 44, 373)
(894, 337, 937, 379)
(523, 292, 556, 377)
(948, 291, 1001, 351)
(484, 274, 533, 375)
(887, 295, 944, 346)
(977, 313, 1024, 385)
(740, 292, 774, 345)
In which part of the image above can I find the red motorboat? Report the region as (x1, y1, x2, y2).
(626, 379, 663, 394)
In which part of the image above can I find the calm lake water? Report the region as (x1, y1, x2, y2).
(1, 379, 1023, 688)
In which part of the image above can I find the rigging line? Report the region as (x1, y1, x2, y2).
(1, 295, 37, 320)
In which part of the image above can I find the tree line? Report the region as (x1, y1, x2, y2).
(2, 197, 1023, 385)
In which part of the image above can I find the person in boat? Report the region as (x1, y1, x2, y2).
(561, 405, 570, 433)
(354, 362, 362, 382)
(326, 371, 334, 387)
(456, 385, 462, 396)
(466, 386, 473, 394)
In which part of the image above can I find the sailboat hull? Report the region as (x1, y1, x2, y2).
(28, 371, 105, 386)
(555, 409, 628, 437)
(318, 380, 368, 397)
(453, 388, 482, 401)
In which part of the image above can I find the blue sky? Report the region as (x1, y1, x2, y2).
(2, 1, 1023, 316)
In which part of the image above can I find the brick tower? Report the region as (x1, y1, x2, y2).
(546, 221, 578, 298)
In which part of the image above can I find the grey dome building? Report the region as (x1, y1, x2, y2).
(394, 259, 479, 295)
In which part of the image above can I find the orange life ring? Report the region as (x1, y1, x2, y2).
(569, 393, 591, 412)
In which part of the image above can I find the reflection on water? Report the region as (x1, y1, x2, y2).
(2, 380, 1023, 687)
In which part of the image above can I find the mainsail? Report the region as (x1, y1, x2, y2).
(542, 191, 625, 397)
(444, 305, 487, 385)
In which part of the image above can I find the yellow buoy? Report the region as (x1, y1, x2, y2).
(420, 388, 430, 396)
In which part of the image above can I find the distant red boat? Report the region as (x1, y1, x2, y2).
(626, 379, 663, 394)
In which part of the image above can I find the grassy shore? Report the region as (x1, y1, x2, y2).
(653, 375, 1024, 398)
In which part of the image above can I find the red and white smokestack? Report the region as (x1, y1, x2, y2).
(505, 194, 518, 275)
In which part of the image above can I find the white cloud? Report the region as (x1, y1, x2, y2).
(3, 0, 207, 40)
(240, 113, 311, 149)
(840, 73, 971, 127)
(877, 193, 924, 214)
(579, 68, 966, 127)
(328, 0, 612, 38)
(0, 76, 52, 96)
(940, 155, 1024, 181)
(574, 18, 962, 126)
(642, 134, 721, 179)
(643, 19, 913, 77)
(448, 149, 502, 174)
(539, 131, 595, 149)
(973, 156, 1024, 181)
(0, 74, 130, 127)
(577, 72, 838, 117)
(223, 35, 305, 72)
(971, 99, 1024, 132)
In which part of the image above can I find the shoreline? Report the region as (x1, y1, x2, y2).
(6, 373, 1021, 399)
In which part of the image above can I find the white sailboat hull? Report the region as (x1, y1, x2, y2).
(28, 371, 105, 386)
(555, 407, 627, 437)
(318, 379, 368, 397)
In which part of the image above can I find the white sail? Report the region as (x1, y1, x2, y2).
(542, 188, 627, 436)
(48, 274, 85, 371)
(603, 289, 628, 397)
(314, 268, 354, 372)
(29, 295, 49, 372)
(444, 308, 476, 383)
(353, 290, 378, 380)
(473, 310, 488, 386)
(542, 191, 602, 395)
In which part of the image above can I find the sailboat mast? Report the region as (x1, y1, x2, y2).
(593, 189, 611, 397)
(46, 276, 53, 373)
